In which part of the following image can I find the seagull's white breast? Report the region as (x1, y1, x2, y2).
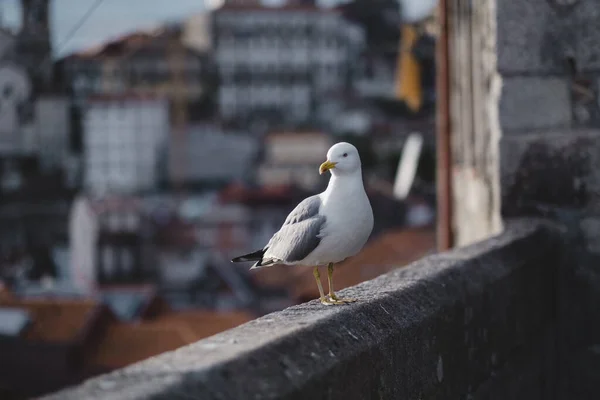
(303, 175, 374, 265)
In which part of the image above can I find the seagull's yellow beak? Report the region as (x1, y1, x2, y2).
(319, 160, 337, 175)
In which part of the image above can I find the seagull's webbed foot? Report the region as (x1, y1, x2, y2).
(319, 296, 336, 306)
(314, 264, 358, 306)
(325, 263, 357, 305)
(328, 293, 357, 304)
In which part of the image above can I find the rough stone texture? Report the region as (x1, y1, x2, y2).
(499, 77, 571, 132)
(497, 0, 600, 74)
(461, 0, 600, 398)
(500, 129, 600, 398)
(500, 129, 600, 217)
(43, 220, 561, 400)
(560, 345, 600, 400)
(580, 217, 600, 253)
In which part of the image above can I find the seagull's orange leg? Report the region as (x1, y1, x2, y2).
(327, 263, 356, 304)
(313, 266, 334, 305)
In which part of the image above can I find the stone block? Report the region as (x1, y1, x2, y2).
(498, 0, 600, 74)
(581, 218, 600, 253)
(559, 345, 600, 400)
(501, 129, 600, 217)
(499, 77, 571, 132)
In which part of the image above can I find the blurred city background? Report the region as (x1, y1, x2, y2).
(0, 0, 438, 397)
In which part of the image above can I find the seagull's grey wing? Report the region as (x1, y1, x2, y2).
(264, 195, 326, 263)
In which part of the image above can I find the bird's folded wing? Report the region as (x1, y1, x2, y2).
(264, 195, 326, 263)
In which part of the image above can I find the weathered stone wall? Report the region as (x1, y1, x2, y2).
(496, 0, 600, 397)
(43, 221, 563, 400)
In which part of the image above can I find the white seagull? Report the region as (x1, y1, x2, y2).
(232, 142, 374, 305)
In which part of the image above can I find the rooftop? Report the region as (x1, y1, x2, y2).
(87, 309, 254, 370)
(0, 297, 100, 343)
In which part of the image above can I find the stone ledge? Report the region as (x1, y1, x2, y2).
(43, 220, 561, 400)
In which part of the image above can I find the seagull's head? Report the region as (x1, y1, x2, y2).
(319, 142, 361, 177)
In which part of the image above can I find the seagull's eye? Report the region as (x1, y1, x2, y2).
(343, 153, 348, 157)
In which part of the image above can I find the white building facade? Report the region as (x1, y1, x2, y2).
(83, 95, 169, 194)
(212, 3, 365, 123)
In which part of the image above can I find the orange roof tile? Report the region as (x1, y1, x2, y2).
(88, 310, 254, 370)
(152, 310, 254, 338)
(251, 267, 297, 290)
(0, 283, 11, 301)
(0, 298, 100, 343)
(88, 323, 193, 369)
(68, 28, 164, 59)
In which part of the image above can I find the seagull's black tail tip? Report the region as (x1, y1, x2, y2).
(231, 249, 265, 263)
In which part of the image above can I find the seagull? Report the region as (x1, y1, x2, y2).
(231, 142, 374, 305)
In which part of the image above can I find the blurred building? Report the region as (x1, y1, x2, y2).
(35, 96, 71, 172)
(15, 0, 53, 92)
(182, 12, 213, 53)
(0, 20, 73, 273)
(0, 63, 32, 156)
(57, 25, 214, 111)
(212, 1, 365, 125)
(257, 131, 331, 190)
(69, 195, 151, 291)
(0, 82, 71, 179)
(354, 55, 397, 99)
(0, 27, 17, 60)
(68, 193, 292, 313)
(0, 5, 72, 189)
(82, 95, 169, 194)
(168, 123, 259, 188)
(0, 292, 253, 398)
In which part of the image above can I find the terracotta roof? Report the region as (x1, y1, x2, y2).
(250, 266, 297, 290)
(151, 310, 253, 338)
(252, 227, 436, 301)
(66, 27, 166, 59)
(88, 310, 254, 369)
(0, 283, 11, 301)
(0, 298, 100, 343)
(99, 284, 171, 320)
(88, 323, 193, 369)
(154, 219, 198, 248)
